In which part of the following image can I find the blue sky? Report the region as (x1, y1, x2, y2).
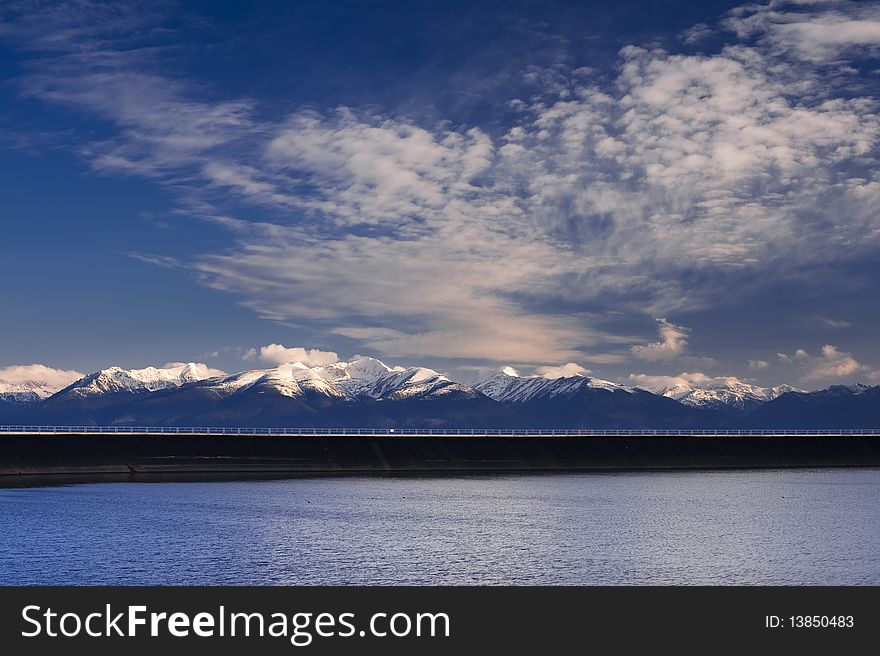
(2, 0, 880, 390)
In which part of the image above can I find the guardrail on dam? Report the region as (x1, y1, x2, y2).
(2, 426, 879, 436)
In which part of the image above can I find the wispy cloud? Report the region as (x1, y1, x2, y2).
(813, 316, 854, 329)
(126, 252, 186, 269)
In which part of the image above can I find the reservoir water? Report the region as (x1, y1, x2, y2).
(2, 469, 879, 585)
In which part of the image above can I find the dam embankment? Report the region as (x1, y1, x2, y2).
(2, 432, 880, 484)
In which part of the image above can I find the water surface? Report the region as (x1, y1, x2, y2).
(2, 469, 879, 585)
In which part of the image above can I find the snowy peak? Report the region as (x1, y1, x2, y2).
(472, 369, 517, 401)
(314, 357, 398, 399)
(368, 366, 473, 400)
(345, 356, 400, 380)
(645, 379, 801, 412)
(185, 357, 468, 402)
(166, 362, 224, 383)
(259, 362, 345, 399)
(476, 368, 631, 403)
(308, 357, 467, 401)
(806, 383, 872, 398)
(66, 367, 147, 396)
(0, 381, 57, 405)
(0, 365, 85, 404)
(65, 363, 223, 397)
(200, 368, 269, 397)
(767, 384, 799, 398)
(187, 363, 341, 400)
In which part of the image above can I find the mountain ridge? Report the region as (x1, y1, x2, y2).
(642, 379, 801, 415)
(2, 359, 878, 428)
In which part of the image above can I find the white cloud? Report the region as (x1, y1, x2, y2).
(245, 344, 340, 367)
(631, 319, 690, 361)
(0, 363, 84, 391)
(803, 344, 874, 381)
(748, 359, 770, 370)
(778, 348, 810, 365)
(777, 344, 879, 384)
(264, 109, 494, 227)
(534, 362, 591, 379)
(725, 0, 880, 62)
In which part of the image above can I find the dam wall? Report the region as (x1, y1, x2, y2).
(3, 432, 880, 483)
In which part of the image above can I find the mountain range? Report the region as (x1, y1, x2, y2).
(1, 358, 878, 428)
(644, 379, 799, 415)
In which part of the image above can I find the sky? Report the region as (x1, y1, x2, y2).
(2, 0, 880, 391)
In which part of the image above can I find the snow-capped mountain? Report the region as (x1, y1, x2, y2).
(61, 363, 224, 397)
(746, 384, 880, 429)
(475, 367, 632, 403)
(472, 366, 717, 428)
(4, 355, 878, 429)
(340, 360, 477, 401)
(194, 357, 476, 402)
(811, 383, 872, 397)
(314, 357, 402, 399)
(642, 379, 799, 414)
(50, 356, 472, 408)
(0, 380, 58, 405)
(24, 357, 500, 428)
(212, 362, 346, 400)
(0, 365, 84, 404)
